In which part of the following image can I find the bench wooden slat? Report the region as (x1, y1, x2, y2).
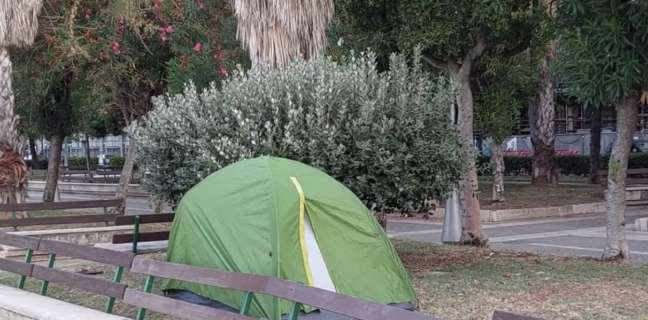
(0, 199, 123, 212)
(123, 289, 255, 320)
(265, 278, 437, 320)
(0, 232, 40, 250)
(112, 231, 170, 244)
(0, 258, 34, 276)
(31, 265, 127, 299)
(130, 257, 438, 320)
(627, 178, 648, 185)
(114, 214, 175, 225)
(38, 239, 134, 268)
(492, 310, 542, 320)
(0, 214, 115, 228)
(598, 168, 648, 176)
(130, 257, 269, 293)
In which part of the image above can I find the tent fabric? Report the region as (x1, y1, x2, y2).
(163, 156, 416, 319)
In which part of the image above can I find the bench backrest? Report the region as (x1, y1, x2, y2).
(0, 232, 133, 300)
(0, 199, 124, 228)
(0, 232, 542, 320)
(128, 256, 440, 320)
(112, 214, 174, 253)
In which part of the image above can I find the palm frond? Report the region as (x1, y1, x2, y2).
(232, 0, 334, 66)
(0, 0, 43, 48)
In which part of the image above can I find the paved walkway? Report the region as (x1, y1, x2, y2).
(387, 208, 648, 263)
(27, 189, 648, 262)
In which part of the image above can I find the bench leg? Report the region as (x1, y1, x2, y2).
(288, 302, 302, 320)
(239, 292, 254, 315)
(136, 275, 155, 320)
(16, 249, 33, 289)
(40, 253, 56, 296)
(132, 216, 141, 254)
(105, 266, 124, 313)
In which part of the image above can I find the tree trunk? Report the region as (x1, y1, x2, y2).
(589, 107, 602, 184)
(84, 134, 91, 170)
(114, 140, 138, 214)
(530, 42, 558, 185)
(29, 137, 39, 169)
(43, 134, 64, 202)
(454, 72, 485, 245)
(0, 47, 20, 152)
(491, 142, 505, 202)
(602, 96, 638, 260)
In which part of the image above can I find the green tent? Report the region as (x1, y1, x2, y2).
(164, 156, 416, 319)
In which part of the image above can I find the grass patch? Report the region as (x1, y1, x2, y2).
(396, 240, 648, 320)
(478, 182, 604, 210)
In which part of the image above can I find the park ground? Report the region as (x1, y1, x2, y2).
(10, 180, 648, 319)
(1, 241, 647, 320)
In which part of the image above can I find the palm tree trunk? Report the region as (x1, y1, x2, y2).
(530, 43, 557, 185)
(43, 134, 64, 202)
(491, 142, 505, 202)
(114, 139, 137, 214)
(0, 47, 19, 151)
(602, 95, 638, 260)
(589, 107, 602, 184)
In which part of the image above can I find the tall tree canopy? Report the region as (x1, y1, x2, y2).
(336, 0, 544, 244)
(556, 0, 648, 260)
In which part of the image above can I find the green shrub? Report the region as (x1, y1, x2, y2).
(478, 153, 648, 177)
(555, 155, 590, 176)
(109, 156, 125, 168)
(133, 51, 465, 211)
(67, 157, 98, 170)
(26, 159, 48, 169)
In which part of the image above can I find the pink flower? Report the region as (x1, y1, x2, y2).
(165, 25, 174, 34)
(111, 41, 121, 55)
(84, 8, 92, 19)
(218, 65, 228, 77)
(193, 42, 203, 53)
(195, 0, 205, 9)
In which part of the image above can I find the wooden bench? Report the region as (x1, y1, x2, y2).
(597, 168, 648, 186)
(0, 232, 134, 314)
(0, 199, 124, 230)
(95, 166, 122, 183)
(60, 168, 94, 183)
(112, 214, 175, 253)
(0, 232, 541, 320)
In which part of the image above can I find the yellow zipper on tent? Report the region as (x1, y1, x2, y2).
(289, 176, 314, 287)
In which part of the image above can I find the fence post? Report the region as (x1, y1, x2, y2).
(40, 253, 57, 296)
(104, 266, 124, 313)
(16, 248, 33, 289)
(132, 215, 141, 254)
(136, 275, 155, 320)
(239, 292, 254, 315)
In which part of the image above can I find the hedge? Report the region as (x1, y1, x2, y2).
(67, 157, 99, 170)
(478, 152, 648, 176)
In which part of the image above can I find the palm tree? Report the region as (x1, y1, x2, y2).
(0, 0, 43, 205)
(232, 0, 334, 66)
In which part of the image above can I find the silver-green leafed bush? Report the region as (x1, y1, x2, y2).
(133, 50, 465, 212)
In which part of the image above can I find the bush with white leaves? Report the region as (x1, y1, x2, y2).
(133, 50, 465, 212)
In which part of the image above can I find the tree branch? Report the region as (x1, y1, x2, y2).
(421, 54, 448, 70)
(460, 28, 488, 78)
